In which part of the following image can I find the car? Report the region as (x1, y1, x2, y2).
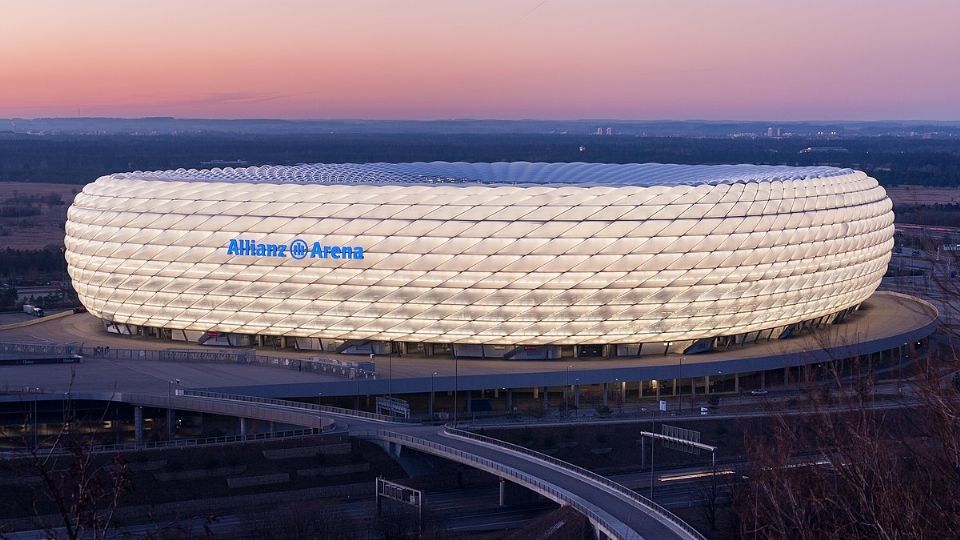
(750, 389, 769, 395)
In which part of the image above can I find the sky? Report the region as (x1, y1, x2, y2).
(1, 0, 958, 120)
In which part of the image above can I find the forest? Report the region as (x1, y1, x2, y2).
(2, 132, 959, 187)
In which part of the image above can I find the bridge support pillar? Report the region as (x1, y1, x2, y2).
(542, 387, 548, 408)
(620, 381, 627, 402)
(574, 385, 580, 408)
(602, 383, 608, 406)
(506, 390, 513, 411)
(734, 373, 739, 393)
(499, 477, 506, 507)
(760, 370, 766, 389)
(240, 417, 247, 439)
(134, 406, 144, 449)
(704, 375, 710, 395)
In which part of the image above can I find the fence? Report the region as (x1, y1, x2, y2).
(0, 341, 377, 379)
(0, 428, 336, 458)
(181, 389, 414, 424)
(443, 425, 707, 540)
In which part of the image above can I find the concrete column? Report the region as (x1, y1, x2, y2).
(533, 387, 539, 400)
(506, 390, 514, 411)
(691, 378, 696, 399)
(655, 381, 660, 401)
(672, 378, 678, 396)
(760, 370, 766, 389)
(466, 391, 472, 413)
(429, 390, 434, 419)
(574, 385, 580, 408)
(134, 406, 144, 449)
(602, 383, 609, 406)
(704, 376, 710, 395)
(494, 388, 499, 398)
(734, 373, 740, 393)
(639, 380, 645, 397)
(542, 387, 548, 408)
(784, 367, 790, 385)
(240, 417, 248, 439)
(620, 381, 627, 402)
(499, 478, 506, 507)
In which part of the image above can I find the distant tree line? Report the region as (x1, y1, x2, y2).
(0, 247, 65, 278)
(1, 134, 959, 186)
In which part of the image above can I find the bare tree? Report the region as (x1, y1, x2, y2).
(734, 345, 960, 539)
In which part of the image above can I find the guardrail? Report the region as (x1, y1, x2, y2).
(0, 341, 377, 380)
(443, 425, 706, 540)
(368, 429, 632, 540)
(181, 389, 414, 424)
(0, 428, 334, 458)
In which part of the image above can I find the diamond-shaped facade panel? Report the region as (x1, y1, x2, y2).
(65, 162, 894, 346)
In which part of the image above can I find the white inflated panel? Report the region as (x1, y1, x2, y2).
(65, 163, 893, 345)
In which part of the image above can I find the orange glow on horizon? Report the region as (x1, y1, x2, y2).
(1, 0, 958, 120)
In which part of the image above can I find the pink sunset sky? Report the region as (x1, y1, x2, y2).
(2, 0, 958, 120)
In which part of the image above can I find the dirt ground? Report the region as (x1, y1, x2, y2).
(0, 182, 82, 250)
(886, 185, 960, 205)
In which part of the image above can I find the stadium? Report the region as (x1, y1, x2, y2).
(64, 162, 895, 360)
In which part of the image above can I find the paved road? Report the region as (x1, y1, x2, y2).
(0, 291, 938, 400)
(139, 392, 700, 540)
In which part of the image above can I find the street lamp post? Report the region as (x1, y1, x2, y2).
(430, 371, 437, 420)
(676, 355, 684, 412)
(453, 354, 459, 426)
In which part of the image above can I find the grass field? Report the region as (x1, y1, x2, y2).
(0, 182, 81, 250)
(886, 185, 960, 205)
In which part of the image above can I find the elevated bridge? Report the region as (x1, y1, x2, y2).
(113, 390, 704, 540)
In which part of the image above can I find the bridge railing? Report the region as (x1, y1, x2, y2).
(369, 429, 631, 540)
(0, 428, 334, 458)
(444, 425, 706, 540)
(181, 389, 413, 423)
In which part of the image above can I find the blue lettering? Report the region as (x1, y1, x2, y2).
(227, 238, 363, 261)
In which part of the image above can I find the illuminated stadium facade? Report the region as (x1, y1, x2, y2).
(65, 162, 894, 359)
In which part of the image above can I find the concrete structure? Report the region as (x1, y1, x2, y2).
(65, 162, 893, 359)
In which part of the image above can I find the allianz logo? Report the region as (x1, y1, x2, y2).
(226, 238, 365, 260)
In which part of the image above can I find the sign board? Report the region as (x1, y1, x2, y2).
(376, 396, 411, 419)
(658, 400, 668, 412)
(376, 477, 423, 533)
(661, 424, 701, 455)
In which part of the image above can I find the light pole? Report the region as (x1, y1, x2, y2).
(430, 371, 437, 420)
(453, 354, 459, 426)
(676, 355, 684, 412)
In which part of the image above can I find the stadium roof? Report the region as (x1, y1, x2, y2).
(112, 162, 854, 187)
